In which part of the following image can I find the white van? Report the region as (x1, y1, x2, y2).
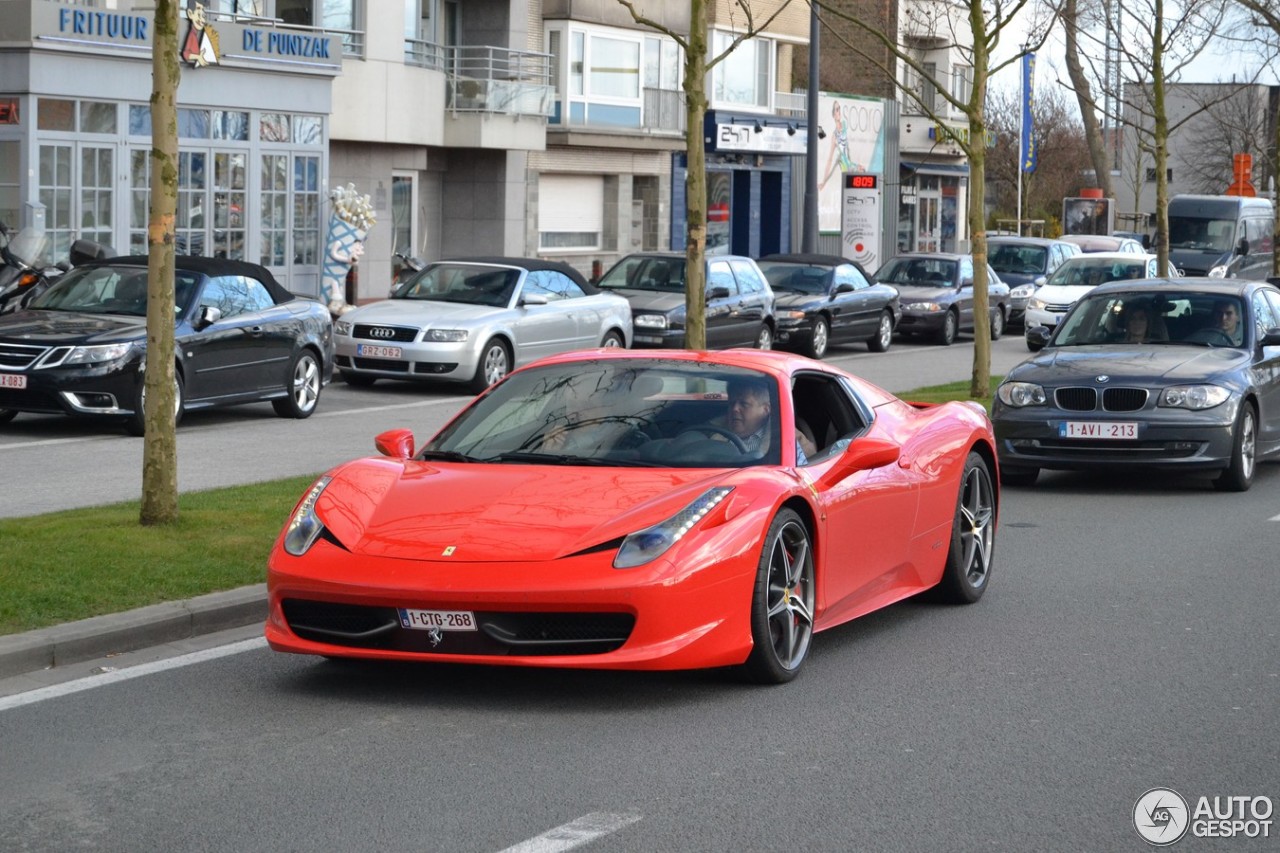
(1167, 195, 1275, 278)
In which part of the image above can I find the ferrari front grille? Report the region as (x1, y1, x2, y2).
(281, 599, 635, 656)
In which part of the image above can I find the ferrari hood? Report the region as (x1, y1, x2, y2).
(317, 461, 738, 562)
(1010, 345, 1248, 384)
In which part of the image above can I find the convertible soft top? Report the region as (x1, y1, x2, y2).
(84, 255, 297, 304)
(440, 256, 597, 294)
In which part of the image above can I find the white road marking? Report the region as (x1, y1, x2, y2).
(497, 812, 643, 853)
(0, 636, 267, 712)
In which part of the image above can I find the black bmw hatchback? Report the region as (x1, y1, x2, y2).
(0, 256, 334, 435)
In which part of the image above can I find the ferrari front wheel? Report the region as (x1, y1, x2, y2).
(742, 508, 815, 684)
(937, 451, 996, 604)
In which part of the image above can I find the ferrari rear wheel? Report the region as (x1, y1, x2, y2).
(937, 451, 995, 604)
(742, 508, 815, 684)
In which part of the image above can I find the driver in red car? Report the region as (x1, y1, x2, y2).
(714, 377, 816, 462)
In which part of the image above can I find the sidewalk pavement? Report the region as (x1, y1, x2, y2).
(0, 584, 267, 680)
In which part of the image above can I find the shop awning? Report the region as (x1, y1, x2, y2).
(901, 161, 970, 176)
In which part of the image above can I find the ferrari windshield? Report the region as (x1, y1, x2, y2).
(876, 258, 957, 287)
(1052, 291, 1247, 348)
(597, 257, 687, 292)
(392, 263, 520, 308)
(426, 359, 783, 467)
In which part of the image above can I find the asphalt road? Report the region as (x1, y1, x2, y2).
(0, 335, 1032, 518)
(1, 460, 1277, 850)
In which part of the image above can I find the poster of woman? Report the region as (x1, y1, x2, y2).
(817, 95, 886, 233)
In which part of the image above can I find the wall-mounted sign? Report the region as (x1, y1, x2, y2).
(713, 123, 806, 155)
(0, 100, 19, 125)
(841, 173, 883, 269)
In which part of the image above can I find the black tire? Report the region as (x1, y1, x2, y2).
(0, 409, 16, 425)
(1214, 402, 1257, 492)
(341, 370, 377, 387)
(936, 451, 996, 604)
(999, 465, 1039, 487)
(805, 316, 830, 359)
(741, 508, 815, 684)
(755, 324, 774, 351)
(867, 311, 894, 353)
(937, 310, 958, 346)
(600, 330, 625, 348)
(470, 338, 511, 393)
(990, 307, 1005, 340)
(125, 371, 184, 437)
(273, 349, 322, 419)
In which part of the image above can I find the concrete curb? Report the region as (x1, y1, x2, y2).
(0, 584, 267, 680)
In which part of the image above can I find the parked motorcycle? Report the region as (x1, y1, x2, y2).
(391, 250, 425, 295)
(0, 223, 114, 314)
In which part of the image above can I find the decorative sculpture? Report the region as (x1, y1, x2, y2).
(320, 183, 376, 316)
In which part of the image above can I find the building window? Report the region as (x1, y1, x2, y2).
(952, 65, 972, 107)
(261, 154, 288, 266)
(38, 144, 73, 258)
(1145, 167, 1174, 183)
(548, 23, 671, 128)
(294, 155, 321, 265)
(276, 0, 363, 55)
(0, 140, 19, 226)
(539, 174, 603, 251)
(589, 37, 640, 98)
(712, 30, 772, 110)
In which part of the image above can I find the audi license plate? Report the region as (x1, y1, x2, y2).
(0, 373, 26, 389)
(1058, 421, 1139, 440)
(356, 343, 402, 359)
(398, 608, 478, 631)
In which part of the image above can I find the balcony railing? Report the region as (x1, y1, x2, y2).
(774, 91, 807, 117)
(445, 45, 554, 117)
(404, 38, 446, 71)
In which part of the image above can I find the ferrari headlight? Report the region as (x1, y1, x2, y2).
(614, 487, 733, 569)
(997, 381, 1047, 407)
(426, 328, 468, 342)
(283, 476, 332, 556)
(56, 342, 135, 367)
(1010, 284, 1035, 299)
(1159, 385, 1230, 410)
(335, 320, 353, 336)
(634, 313, 669, 330)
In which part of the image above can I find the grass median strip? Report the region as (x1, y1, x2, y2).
(1, 377, 1003, 636)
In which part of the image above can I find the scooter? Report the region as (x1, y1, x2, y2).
(0, 224, 114, 314)
(391, 250, 425, 295)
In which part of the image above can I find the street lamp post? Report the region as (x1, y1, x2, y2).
(802, 0, 820, 252)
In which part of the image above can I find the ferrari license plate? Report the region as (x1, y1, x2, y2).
(398, 608, 478, 631)
(0, 373, 27, 389)
(357, 344, 402, 359)
(1058, 421, 1139, 440)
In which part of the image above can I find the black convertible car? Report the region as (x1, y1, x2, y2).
(0, 256, 334, 435)
(993, 278, 1280, 491)
(756, 253, 900, 358)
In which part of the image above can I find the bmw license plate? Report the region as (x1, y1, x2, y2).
(0, 373, 26, 389)
(356, 343, 402, 359)
(398, 608, 478, 631)
(1058, 421, 1139, 439)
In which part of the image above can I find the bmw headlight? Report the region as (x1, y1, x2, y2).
(426, 329, 468, 342)
(283, 476, 332, 556)
(1207, 265, 1228, 279)
(1159, 385, 1230, 410)
(56, 343, 135, 367)
(634, 313, 669, 330)
(1010, 284, 1035, 299)
(335, 320, 353, 336)
(614, 487, 733, 569)
(997, 381, 1047, 407)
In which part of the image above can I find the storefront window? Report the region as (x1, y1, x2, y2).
(129, 148, 149, 255)
(261, 153, 288, 266)
(79, 101, 116, 134)
(128, 105, 151, 136)
(80, 146, 114, 247)
(213, 153, 247, 260)
(38, 144, 73, 259)
(179, 109, 211, 139)
(261, 113, 290, 142)
(213, 111, 250, 141)
(0, 140, 19, 226)
(293, 116, 322, 145)
(293, 155, 320, 265)
(37, 99, 74, 132)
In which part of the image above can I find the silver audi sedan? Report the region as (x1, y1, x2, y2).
(334, 258, 633, 393)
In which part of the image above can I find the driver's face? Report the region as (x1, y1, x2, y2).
(1214, 304, 1239, 332)
(727, 390, 770, 438)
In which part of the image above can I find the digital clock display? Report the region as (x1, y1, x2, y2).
(846, 175, 878, 189)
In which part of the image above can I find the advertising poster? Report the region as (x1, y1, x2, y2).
(817, 94, 886, 233)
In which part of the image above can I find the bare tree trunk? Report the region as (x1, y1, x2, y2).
(1063, 0, 1114, 199)
(967, 1, 990, 399)
(140, 0, 181, 526)
(682, 0, 709, 350)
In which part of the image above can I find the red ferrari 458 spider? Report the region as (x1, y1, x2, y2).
(265, 349, 999, 683)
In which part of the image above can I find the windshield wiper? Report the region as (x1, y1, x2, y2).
(417, 449, 480, 463)
(490, 451, 659, 467)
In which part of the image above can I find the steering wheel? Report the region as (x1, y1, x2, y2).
(1186, 328, 1236, 347)
(676, 424, 749, 453)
